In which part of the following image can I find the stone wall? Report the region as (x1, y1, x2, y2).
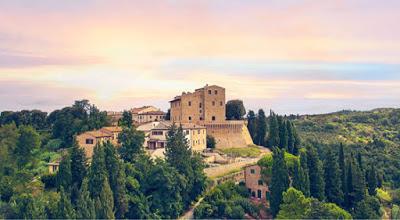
(203, 120, 254, 149)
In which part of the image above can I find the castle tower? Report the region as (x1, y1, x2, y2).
(170, 84, 254, 149)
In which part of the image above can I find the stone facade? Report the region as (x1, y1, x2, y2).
(137, 121, 207, 152)
(131, 106, 166, 124)
(170, 85, 225, 123)
(170, 84, 254, 148)
(76, 126, 121, 158)
(245, 165, 269, 200)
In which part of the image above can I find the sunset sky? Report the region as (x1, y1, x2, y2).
(1, 0, 400, 114)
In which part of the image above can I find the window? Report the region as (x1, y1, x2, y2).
(215, 90, 218, 95)
(220, 101, 223, 106)
(198, 130, 200, 134)
(212, 116, 216, 121)
(208, 90, 211, 94)
(189, 116, 192, 121)
(86, 139, 94, 144)
(250, 169, 255, 174)
(200, 117, 203, 120)
(251, 191, 256, 197)
(152, 131, 163, 135)
(199, 103, 202, 108)
(212, 101, 215, 106)
(258, 180, 263, 186)
(257, 190, 262, 199)
(188, 101, 191, 106)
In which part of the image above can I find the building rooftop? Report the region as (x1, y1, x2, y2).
(140, 110, 165, 115)
(84, 130, 112, 138)
(101, 126, 123, 133)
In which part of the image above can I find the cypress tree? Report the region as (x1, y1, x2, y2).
(299, 150, 310, 197)
(256, 109, 267, 146)
(247, 110, 257, 141)
(76, 178, 96, 219)
(338, 144, 346, 192)
(279, 119, 288, 150)
(345, 160, 354, 210)
(57, 187, 75, 219)
(352, 159, 366, 204)
(56, 155, 72, 192)
(88, 144, 107, 198)
(114, 162, 128, 218)
(95, 179, 115, 219)
(287, 121, 295, 154)
(307, 146, 325, 201)
(357, 152, 363, 171)
(70, 140, 87, 188)
(292, 125, 301, 155)
(267, 111, 279, 148)
(292, 160, 309, 197)
(270, 148, 290, 217)
(165, 124, 195, 206)
(367, 165, 378, 196)
(324, 148, 344, 205)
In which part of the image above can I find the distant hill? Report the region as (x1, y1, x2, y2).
(294, 108, 400, 187)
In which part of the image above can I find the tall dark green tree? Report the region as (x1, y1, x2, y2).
(225, 99, 246, 120)
(324, 148, 344, 205)
(57, 187, 75, 219)
(95, 179, 115, 219)
(339, 143, 347, 201)
(255, 109, 267, 146)
(76, 178, 96, 219)
(104, 141, 128, 218)
(268, 111, 279, 148)
(279, 119, 288, 150)
(287, 121, 295, 154)
(367, 165, 378, 196)
(270, 148, 290, 217)
(56, 155, 72, 192)
(118, 127, 145, 162)
(292, 160, 309, 198)
(247, 110, 257, 141)
(299, 150, 310, 197)
(70, 140, 87, 188)
(88, 144, 107, 198)
(307, 146, 325, 201)
(292, 124, 301, 155)
(118, 110, 132, 128)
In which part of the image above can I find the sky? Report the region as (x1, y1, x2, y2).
(1, 0, 400, 115)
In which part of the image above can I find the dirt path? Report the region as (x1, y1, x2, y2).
(179, 147, 271, 219)
(204, 147, 271, 179)
(179, 197, 204, 220)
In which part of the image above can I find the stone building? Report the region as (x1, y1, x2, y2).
(131, 106, 166, 124)
(245, 165, 269, 200)
(170, 84, 253, 148)
(137, 121, 206, 152)
(76, 126, 122, 158)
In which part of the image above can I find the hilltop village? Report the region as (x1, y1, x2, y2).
(1, 84, 393, 219)
(69, 84, 255, 162)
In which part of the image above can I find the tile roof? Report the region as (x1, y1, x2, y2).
(101, 126, 122, 133)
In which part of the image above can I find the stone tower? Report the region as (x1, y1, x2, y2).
(170, 84, 254, 149)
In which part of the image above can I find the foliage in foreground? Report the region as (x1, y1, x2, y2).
(193, 181, 259, 219)
(277, 188, 352, 219)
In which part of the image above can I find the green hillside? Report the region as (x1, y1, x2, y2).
(295, 108, 400, 187)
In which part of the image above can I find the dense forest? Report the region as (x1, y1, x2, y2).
(0, 100, 206, 219)
(244, 107, 400, 219)
(2, 99, 400, 219)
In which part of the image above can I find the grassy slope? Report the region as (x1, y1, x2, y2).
(294, 108, 400, 187)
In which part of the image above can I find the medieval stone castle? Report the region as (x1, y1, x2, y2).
(170, 84, 254, 149)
